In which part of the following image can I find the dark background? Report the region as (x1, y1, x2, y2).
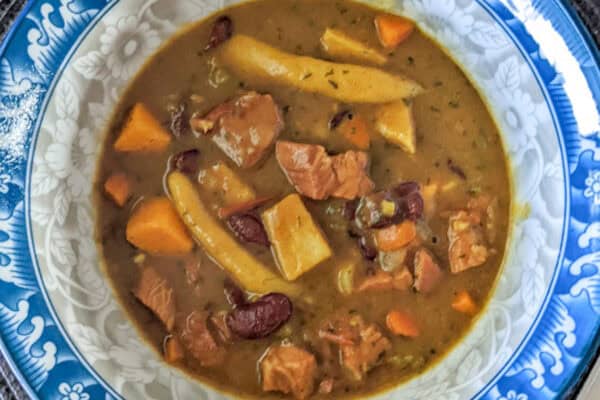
(0, 0, 598, 398)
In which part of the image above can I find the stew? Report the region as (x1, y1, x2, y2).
(95, 0, 511, 398)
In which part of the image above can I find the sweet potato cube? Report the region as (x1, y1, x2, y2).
(126, 197, 194, 255)
(114, 103, 172, 152)
(375, 100, 416, 154)
(198, 162, 256, 206)
(262, 194, 332, 281)
(104, 172, 131, 207)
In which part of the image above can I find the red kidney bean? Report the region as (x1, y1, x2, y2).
(393, 181, 419, 197)
(227, 213, 270, 246)
(403, 191, 424, 220)
(329, 109, 352, 130)
(343, 199, 359, 220)
(358, 236, 377, 261)
(226, 293, 293, 339)
(205, 16, 233, 50)
(172, 149, 200, 175)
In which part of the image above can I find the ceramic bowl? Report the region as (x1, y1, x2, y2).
(0, 1, 599, 399)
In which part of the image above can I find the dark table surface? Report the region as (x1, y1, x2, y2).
(0, 0, 599, 399)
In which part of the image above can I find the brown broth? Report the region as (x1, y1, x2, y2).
(94, 0, 511, 398)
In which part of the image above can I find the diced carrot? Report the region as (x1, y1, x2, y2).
(452, 291, 478, 315)
(375, 220, 416, 252)
(338, 114, 371, 150)
(164, 335, 184, 363)
(217, 196, 273, 219)
(386, 310, 420, 337)
(126, 197, 194, 255)
(374, 14, 415, 49)
(103, 173, 131, 207)
(114, 103, 172, 152)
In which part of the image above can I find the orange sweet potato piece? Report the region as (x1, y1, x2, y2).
(375, 220, 416, 252)
(126, 197, 194, 255)
(114, 103, 172, 152)
(104, 173, 131, 207)
(374, 15, 415, 49)
(452, 290, 478, 315)
(386, 309, 420, 338)
(338, 114, 371, 150)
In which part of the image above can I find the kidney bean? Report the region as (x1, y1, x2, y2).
(402, 191, 424, 221)
(172, 149, 200, 175)
(205, 16, 234, 50)
(329, 109, 352, 130)
(226, 293, 293, 339)
(358, 236, 377, 261)
(393, 181, 419, 197)
(343, 199, 359, 220)
(227, 213, 270, 246)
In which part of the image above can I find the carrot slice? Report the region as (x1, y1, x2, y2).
(217, 196, 273, 219)
(104, 172, 131, 207)
(375, 220, 416, 252)
(374, 14, 415, 49)
(338, 114, 371, 150)
(164, 335, 184, 363)
(452, 291, 478, 315)
(114, 103, 172, 152)
(386, 310, 420, 337)
(126, 197, 194, 255)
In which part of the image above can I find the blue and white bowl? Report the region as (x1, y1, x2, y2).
(0, 1, 599, 399)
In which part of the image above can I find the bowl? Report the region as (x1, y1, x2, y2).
(0, 0, 599, 399)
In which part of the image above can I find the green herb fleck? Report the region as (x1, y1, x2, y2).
(301, 72, 313, 80)
(407, 56, 415, 65)
(430, 106, 441, 113)
(449, 100, 460, 108)
(328, 80, 339, 89)
(325, 68, 334, 77)
(468, 186, 482, 196)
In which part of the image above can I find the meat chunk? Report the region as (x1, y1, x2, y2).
(331, 151, 375, 199)
(275, 141, 337, 200)
(276, 141, 374, 200)
(448, 210, 489, 273)
(357, 268, 413, 292)
(191, 92, 284, 168)
(184, 259, 202, 285)
(260, 345, 317, 399)
(413, 248, 443, 293)
(134, 267, 175, 331)
(319, 315, 391, 380)
(210, 311, 235, 343)
(180, 311, 226, 366)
